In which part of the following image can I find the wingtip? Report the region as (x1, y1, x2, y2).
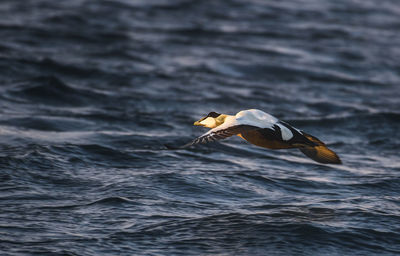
(299, 146, 342, 165)
(328, 158, 342, 165)
(164, 142, 192, 150)
(333, 156, 342, 165)
(164, 144, 179, 150)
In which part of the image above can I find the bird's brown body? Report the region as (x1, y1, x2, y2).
(238, 132, 293, 149)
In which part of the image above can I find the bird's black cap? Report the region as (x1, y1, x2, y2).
(207, 112, 221, 118)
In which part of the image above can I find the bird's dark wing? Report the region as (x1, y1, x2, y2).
(165, 125, 259, 149)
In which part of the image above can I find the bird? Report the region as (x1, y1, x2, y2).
(167, 109, 341, 164)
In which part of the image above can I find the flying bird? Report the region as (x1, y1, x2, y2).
(167, 109, 341, 164)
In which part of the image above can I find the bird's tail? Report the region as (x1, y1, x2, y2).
(298, 132, 341, 164)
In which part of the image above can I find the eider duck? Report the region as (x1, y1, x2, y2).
(168, 109, 341, 164)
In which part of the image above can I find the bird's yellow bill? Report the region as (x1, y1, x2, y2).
(193, 117, 206, 126)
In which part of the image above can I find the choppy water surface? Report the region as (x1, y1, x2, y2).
(1, 0, 400, 255)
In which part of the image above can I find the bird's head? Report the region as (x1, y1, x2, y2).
(194, 112, 226, 128)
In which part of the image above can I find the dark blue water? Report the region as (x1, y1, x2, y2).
(1, 0, 400, 255)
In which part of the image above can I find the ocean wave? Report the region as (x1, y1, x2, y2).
(4, 76, 109, 106)
(110, 212, 400, 254)
(1, 0, 400, 255)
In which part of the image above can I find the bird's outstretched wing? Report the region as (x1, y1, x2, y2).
(298, 132, 342, 164)
(165, 125, 259, 149)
